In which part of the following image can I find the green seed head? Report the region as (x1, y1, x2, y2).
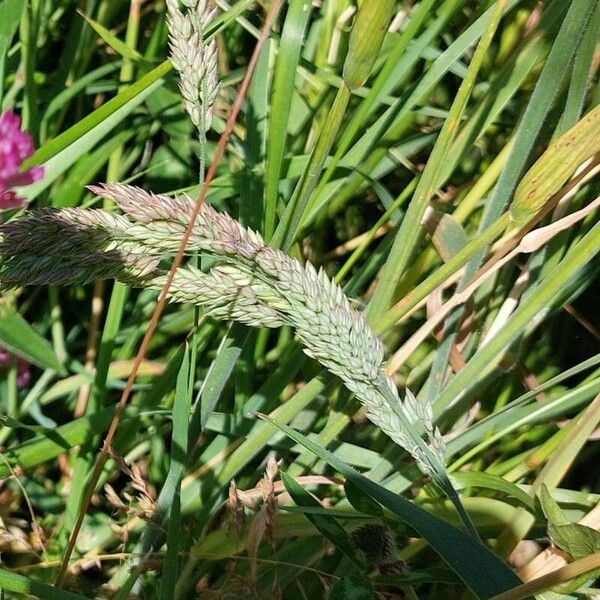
(350, 523, 397, 564)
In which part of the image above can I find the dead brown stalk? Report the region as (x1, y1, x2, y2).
(55, 0, 285, 585)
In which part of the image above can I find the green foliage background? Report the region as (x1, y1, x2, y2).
(0, 0, 599, 598)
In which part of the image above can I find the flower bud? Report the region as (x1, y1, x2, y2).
(342, 0, 395, 90)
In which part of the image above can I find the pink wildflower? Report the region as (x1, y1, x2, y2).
(0, 111, 43, 209)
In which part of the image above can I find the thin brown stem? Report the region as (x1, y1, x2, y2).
(54, 0, 284, 585)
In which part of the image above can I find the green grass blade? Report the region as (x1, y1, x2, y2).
(263, 0, 313, 240)
(39, 61, 122, 141)
(281, 471, 359, 563)
(496, 391, 600, 556)
(466, 0, 593, 268)
(240, 38, 270, 231)
(0, 305, 64, 372)
(62, 282, 129, 539)
(510, 103, 600, 225)
(450, 472, 536, 512)
(272, 85, 351, 249)
(80, 10, 144, 62)
(315, 0, 449, 198)
(260, 414, 531, 600)
(314, 0, 523, 224)
(0, 0, 25, 106)
(0, 566, 90, 600)
(159, 343, 191, 600)
(19, 0, 39, 138)
(447, 372, 600, 463)
(367, 0, 507, 318)
(20, 59, 172, 172)
(0, 405, 117, 478)
(189, 323, 249, 444)
(435, 219, 600, 415)
(555, 1, 600, 134)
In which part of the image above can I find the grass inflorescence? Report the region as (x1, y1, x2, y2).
(0, 1, 598, 599)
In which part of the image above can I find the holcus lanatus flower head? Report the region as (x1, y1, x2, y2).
(166, 0, 219, 135)
(0, 184, 447, 487)
(0, 112, 43, 210)
(0, 183, 481, 537)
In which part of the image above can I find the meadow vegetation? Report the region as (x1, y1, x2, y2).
(0, 0, 599, 598)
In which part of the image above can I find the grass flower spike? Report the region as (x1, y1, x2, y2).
(0, 183, 479, 535)
(2, 2, 599, 596)
(0, 112, 44, 209)
(0, 184, 447, 483)
(166, 0, 219, 134)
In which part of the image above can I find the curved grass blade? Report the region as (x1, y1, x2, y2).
(281, 471, 360, 563)
(367, 0, 507, 318)
(263, 0, 313, 240)
(450, 472, 536, 513)
(0, 567, 89, 600)
(0, 305, 64, 372)
(435, 217, 600, 415)
(20, 59, 172, 174)
(259, 414, 531, 600)
(467, 0, 594, 269)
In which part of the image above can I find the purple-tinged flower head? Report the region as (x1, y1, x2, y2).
(0, 111, 44, 210)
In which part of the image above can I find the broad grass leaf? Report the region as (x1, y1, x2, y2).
(450, 472, 536, 513)
(550, 524, 600, 559)
(0, 306, 63, 372)
(344, 479, 384, 517)
(262, 415, 530, 600)
(540, 484, 570, 526)
(0, 566, 89, 600)
(0, 0, 24, 60)
(541, 484, 600, 559)
(510, 103, 600, 224)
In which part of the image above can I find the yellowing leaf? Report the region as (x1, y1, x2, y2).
(510, 103, 600, 224)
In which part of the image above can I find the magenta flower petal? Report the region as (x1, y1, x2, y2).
(4, 169, 42, 188)
(0, 347, 32, 388)
(0, 190, 26, 209)
(28, 165, 44, 182)
(0, 111, 21, 133)
(0, 111, 43, 210)
(17, 369, 31, 388)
